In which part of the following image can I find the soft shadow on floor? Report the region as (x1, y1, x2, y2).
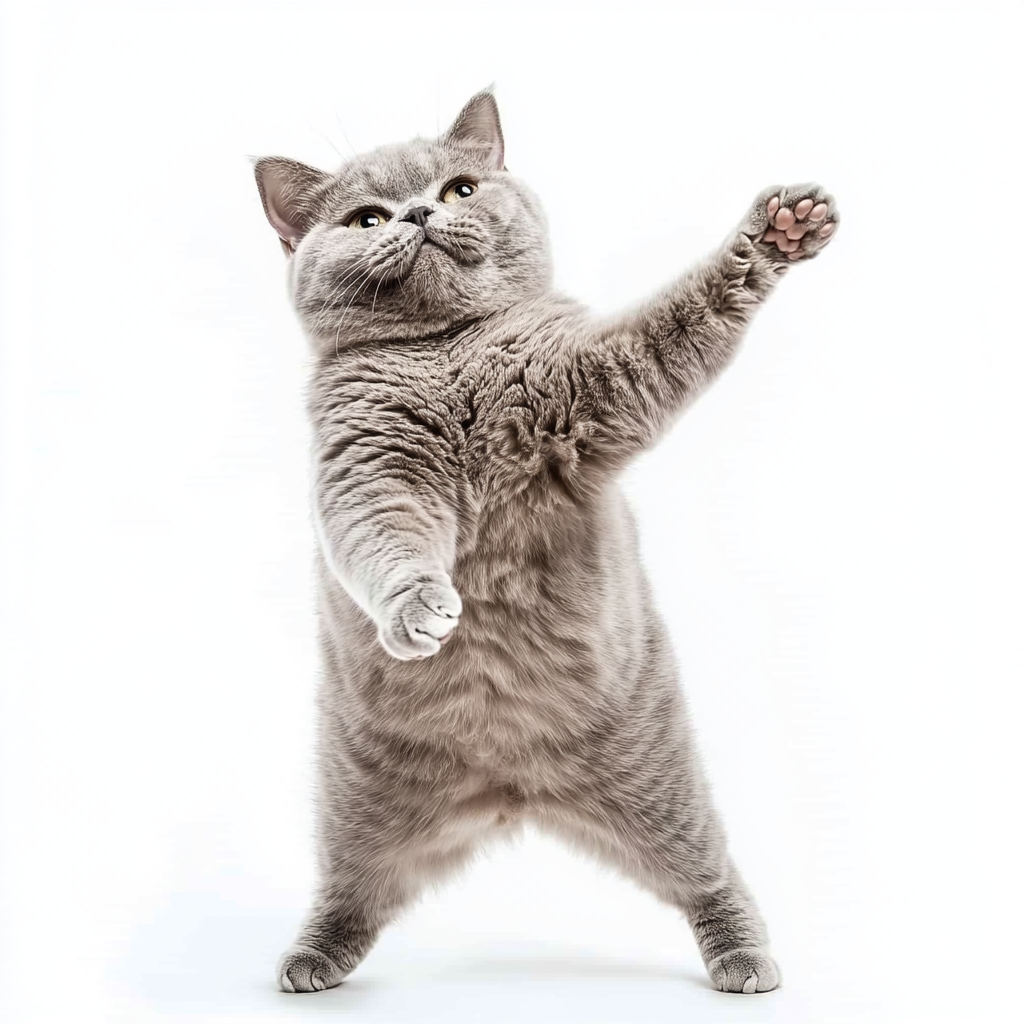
(430, 952, 706, 984)
(119, 896, 797, 1023)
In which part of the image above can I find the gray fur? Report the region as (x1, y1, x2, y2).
(253, 90, 838, 996)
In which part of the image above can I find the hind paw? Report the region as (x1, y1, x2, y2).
(277, 946, 345, 993)
(708, 947, 781, 993)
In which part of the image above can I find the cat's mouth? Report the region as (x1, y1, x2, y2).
(407, 236, 458, 272)
(415, 225, 487, 266)
(415, 232, 452, 259)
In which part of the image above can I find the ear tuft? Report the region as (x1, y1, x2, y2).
(253, 157, 331, 255)
(442, 90, 505, 171)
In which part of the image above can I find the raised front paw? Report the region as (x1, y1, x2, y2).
(743, 183, 838, 261)
(377, 572, 462, 660)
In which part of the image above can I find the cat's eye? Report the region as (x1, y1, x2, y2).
(442, 181, 477, 203)
(347, 210, 389, 229)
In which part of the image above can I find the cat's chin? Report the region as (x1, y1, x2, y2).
(405, 241, 463, 286)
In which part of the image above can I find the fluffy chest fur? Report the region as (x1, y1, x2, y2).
(311, 302, 657, 794)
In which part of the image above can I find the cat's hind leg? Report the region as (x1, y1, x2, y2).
(277, 861, 414, 993)
(531, 718, 780, 993)
(682, 860, 780, 993)
(277, 771, 488, 993)
(277, 836, 478, 993)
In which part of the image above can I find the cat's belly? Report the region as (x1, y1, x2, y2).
(323, 589, 682, 826)
(319, 486, 674, 795)
(382, 616, 650, 800)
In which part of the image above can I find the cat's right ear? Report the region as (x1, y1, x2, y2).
(253, 157, 331, 256)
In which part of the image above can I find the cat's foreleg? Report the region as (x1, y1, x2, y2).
(574, 184, 838, 467)
(313, 416, 463, 659)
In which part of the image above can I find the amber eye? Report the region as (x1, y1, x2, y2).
(442, 181, 477, 203)
(347, 210, 389, 229)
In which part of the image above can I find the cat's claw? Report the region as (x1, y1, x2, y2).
(744, 183, 838, 261)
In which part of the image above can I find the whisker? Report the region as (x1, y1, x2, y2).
(370, 275, 386, 318)
(329, 268, 376, 355)
(333, 110, 359, 159)
(308, 260, 374, 334)
(306, 120, 345, 162)
(331, 264, 379, 356)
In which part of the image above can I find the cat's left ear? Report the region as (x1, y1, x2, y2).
(254, 157, 332, 256)
(442, 90, 505, 171)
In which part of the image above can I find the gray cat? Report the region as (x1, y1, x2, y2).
(253, 90, 838, 996)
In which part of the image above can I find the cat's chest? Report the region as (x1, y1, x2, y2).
(455, 355, 585, 509)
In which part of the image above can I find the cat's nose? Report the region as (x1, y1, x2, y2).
(400, 205, 434, 228)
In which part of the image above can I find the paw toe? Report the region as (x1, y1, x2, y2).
(743, 184, 837, 259)
(774, 207, 795, 230)
(708, 948, 780, 994)
(277, 947, 343, 994)
(756, 183, 838, 260)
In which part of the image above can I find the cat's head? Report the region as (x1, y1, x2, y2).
(254, 91, 551, 347)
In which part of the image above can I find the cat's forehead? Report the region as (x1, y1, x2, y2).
(326, 139, 467, 207)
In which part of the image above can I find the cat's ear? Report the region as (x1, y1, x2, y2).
(442, 90, 505, 171)
(253, 157, 331, 256)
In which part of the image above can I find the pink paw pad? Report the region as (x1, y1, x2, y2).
(761, 189, 837, 260)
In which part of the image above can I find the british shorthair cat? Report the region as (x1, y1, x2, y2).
(254, 89, 838, 995)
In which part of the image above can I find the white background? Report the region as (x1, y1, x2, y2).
(1, 2, 1021, 1022)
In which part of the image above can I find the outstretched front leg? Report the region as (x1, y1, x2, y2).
(574, 184, 838, 468)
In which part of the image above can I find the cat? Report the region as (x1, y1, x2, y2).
(253, 89, 838, 996)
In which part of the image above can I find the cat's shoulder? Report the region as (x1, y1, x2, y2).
(486, 293, 588, 338)
(454, 294, 589, 366)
